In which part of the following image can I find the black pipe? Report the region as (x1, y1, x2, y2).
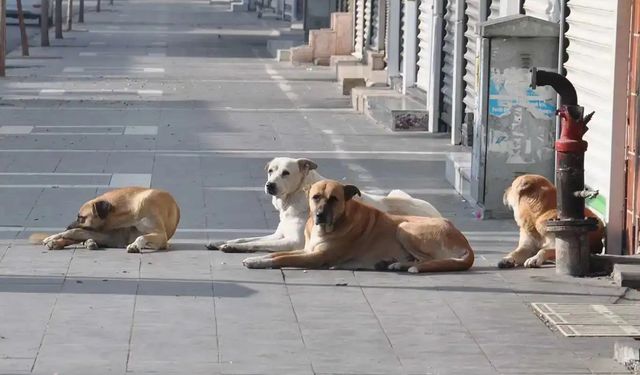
(530, 67, 578, 106)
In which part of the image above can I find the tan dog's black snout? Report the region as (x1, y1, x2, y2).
(314, 203, 331, 225)
(68, 200, 113, 230)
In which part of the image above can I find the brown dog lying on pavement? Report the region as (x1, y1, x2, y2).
(242, 180, 474, 273)
(30, 187, 180, 253)
(498, 174, 604, 269)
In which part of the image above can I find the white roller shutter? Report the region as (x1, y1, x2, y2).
(565, 0, 616, 212)
(523, 0, 560, 22)
(416, 0, 434, 90)
(370, 0, 380, 49)
(364, 0, 373, 48)
(399, 0, 405, 72)
(354, 0, 366, 58)
(440, 0, 457, 130)
(462, 0, 484, 117)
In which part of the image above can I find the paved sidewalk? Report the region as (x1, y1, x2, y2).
(0, 1, 636, 374)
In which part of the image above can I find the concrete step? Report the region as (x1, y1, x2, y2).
(614, 338, 640, 372)
(446, 152, 473, 204)
(314, 57, 331, 66)
(230, 0, 247, 12)
(364, 94, 429, 131)
(613, 263, 640, 288)
(266, 39, 304, 59)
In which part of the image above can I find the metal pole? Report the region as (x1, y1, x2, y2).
(96, 0, 100, 12)
(17, 0, 29, 56)
(78, 0, 84, 23)
(41, 0, 50, 46)
(66, 0, 73, 31)
(0, 0, 5, 77)
(55, 0, 63, 38)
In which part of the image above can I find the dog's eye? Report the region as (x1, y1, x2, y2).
(312, 194, 321, 201)
(77, 215, 85, 223)
(328, 196, 337, 202)
(282, 170, 289, 177)
(268, 169, 273, 174)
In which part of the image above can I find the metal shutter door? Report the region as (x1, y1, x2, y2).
(399, 0, 405, 72)
(384, 0, 390, 59)
(370, 0, 380, 49)
(354, 0, 366, 58)
(488, 0, 500, 19)
(416, 0, 434, 90)
(523, 0, 558, 21)
(462, 0, 483, 117)
(364, 0, 372, 48)
(565, 0, 616, 216)
(440, 0, 457, 130)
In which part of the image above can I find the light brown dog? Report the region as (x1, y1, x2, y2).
(498, 174, 604, 268)
(242, 180, 474, 273)
(30, 187, 180, 253)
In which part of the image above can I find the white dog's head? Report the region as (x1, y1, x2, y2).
(264, 157, 318, 197)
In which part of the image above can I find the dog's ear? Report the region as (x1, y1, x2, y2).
(264, 161, 271, 172)
(297, 158, 318, 173)
(343, 185, 361, 201)
(517, 180, 533, 195)
(92, 200, 113, 220)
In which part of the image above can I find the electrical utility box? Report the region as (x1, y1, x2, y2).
(471, 15, 559, 219)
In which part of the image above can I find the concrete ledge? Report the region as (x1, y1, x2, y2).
(230, 0, 247, 12)
(446, 152, 473, 204)
(330, 55, 360, 67)
(614, 339, 640, 372)
(350, 86, 399, 114)
(342, 78, 366, 95)
(613, 263, 640, 288)
(266, 39, 303, 58)
(277, 49, 291, 62)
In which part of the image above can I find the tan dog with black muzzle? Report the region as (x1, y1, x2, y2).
(242, 180, 474, 273)
(30, 187, 180, 253)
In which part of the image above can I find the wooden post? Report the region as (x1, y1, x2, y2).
(66, 0, 73, 31)
(17, 0, 29, 56)
(55, 0, 63, 38)
(78, 0, 84, 23)
(0, 0, 5, 77)
(41, 0, 50, 46)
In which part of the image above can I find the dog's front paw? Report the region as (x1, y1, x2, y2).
(242, 256, 272, 269)
(206, 240, 226, 251)
(497, 258, 516, 269)
(44, 239, 65, 250)
(42, 233, 63, 245)
(219, 244, 255, 253)
(387, 262, 408, 271)
(84, 239, 99, 250)
(524, 255, 544, 268)
(126, 243, 141, 253)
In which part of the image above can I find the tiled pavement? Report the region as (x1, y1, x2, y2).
(0, 1, 636, 374)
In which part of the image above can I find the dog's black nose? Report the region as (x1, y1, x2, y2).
(265, 182, 277, 195)
(315, 212, 326, 224)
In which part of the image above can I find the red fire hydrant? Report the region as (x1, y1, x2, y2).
(530, 68, 599, 276)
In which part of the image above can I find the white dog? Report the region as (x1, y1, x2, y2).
(206, 157, 442, 253)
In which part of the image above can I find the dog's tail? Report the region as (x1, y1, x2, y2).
(387, 189, 412, 199)
(410, 247, 475, 273)
(28, 233, 50, 244)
